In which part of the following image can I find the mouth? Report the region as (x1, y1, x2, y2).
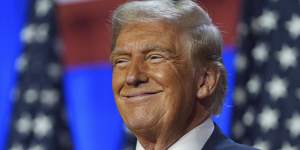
(120, 91, 163, 102)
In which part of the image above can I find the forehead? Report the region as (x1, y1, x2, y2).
(114, 21, 180, 52)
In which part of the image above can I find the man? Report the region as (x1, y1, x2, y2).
(110, 0, 257, 149)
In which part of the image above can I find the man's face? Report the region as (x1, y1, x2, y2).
(111, 22, 198, 132)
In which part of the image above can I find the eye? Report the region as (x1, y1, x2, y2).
(113, 58, 129, 67)
(146, 54, 164, 63)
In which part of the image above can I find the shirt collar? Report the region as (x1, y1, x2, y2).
(136, 118, 214, 150)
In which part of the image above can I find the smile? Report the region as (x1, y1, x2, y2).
(120, 91, 163, 102)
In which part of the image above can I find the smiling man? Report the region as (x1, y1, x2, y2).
(110, 0, 257, 150)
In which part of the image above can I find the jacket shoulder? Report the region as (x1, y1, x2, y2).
(203, 124, 259, 150)
(216, 138, 259, 150)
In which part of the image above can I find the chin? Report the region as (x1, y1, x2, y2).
(124, 115, 161, 132)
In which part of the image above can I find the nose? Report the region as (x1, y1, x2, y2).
(126, 60, 148, 87)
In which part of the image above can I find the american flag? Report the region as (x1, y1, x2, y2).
(6, 0, 73, 149)
(233, 0, 300, 149)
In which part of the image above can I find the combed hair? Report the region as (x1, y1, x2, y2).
(111, 0, 227, 115)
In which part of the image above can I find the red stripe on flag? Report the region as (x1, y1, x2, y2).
(57, 0, 127, 67)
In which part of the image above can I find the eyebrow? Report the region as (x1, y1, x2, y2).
(111, 44, 173, 57)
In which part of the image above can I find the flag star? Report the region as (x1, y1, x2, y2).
(252, 10, 278, 32)
(24, 88, 39, 104)
(242, 108, 255, 126)
(253, 139, 270, 150)
(9, 143, 24, 150)
(15, 54, 28, 72)
(252, 43, 269, 63)
(266, 76, 288, 100)
(286, 14, 300, 39)
(40, 89, 59, 107)
(15, 113, 32, 135)
(235, 54, 248, 72)
(33, 114, 53, 138)
(28, 144, 45, 150)
(285, 113, 300, 138)
(247, 75, 261, 95)
(280, 142, 297, 150)
(35, 23, 49, 43)
(35, 0, 52, 17)
(21, 23, 49, 43)
(258, 106, 279, 132)
(21, 24, 35, 43)
(234, 87, 247, 106)
(276, 45, 298, 70)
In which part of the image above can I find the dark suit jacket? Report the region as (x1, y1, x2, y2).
(202, 125, 259, 150)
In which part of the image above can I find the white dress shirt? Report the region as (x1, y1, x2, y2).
(136, 118, 214, 150)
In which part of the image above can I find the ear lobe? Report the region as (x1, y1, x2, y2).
(196, 67, 220, 99)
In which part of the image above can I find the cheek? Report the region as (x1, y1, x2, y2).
(148, 64, 193, 120)
(148, 65, 175, 86)
(148, 63, 187, 100)
(112, 69, 126, 94)
(149, 62, 195, 105)
(150, 62, 192, 87)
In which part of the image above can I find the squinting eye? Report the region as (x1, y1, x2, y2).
(146, 54, 164, 63)
(114, 58, 129, 67)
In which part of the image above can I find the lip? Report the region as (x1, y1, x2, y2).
(120, 91, 163, 102)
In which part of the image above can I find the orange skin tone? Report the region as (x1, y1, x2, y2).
(111, 21, 220, 150)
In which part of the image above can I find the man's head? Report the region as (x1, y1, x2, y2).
(110, 0, 226, 142)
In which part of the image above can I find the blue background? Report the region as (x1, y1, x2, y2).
(0, 0, 27, 149)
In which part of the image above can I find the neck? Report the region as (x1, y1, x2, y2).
(134, 104, 210, 150)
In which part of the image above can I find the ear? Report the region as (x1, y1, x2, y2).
(196, 67, 220, 99)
